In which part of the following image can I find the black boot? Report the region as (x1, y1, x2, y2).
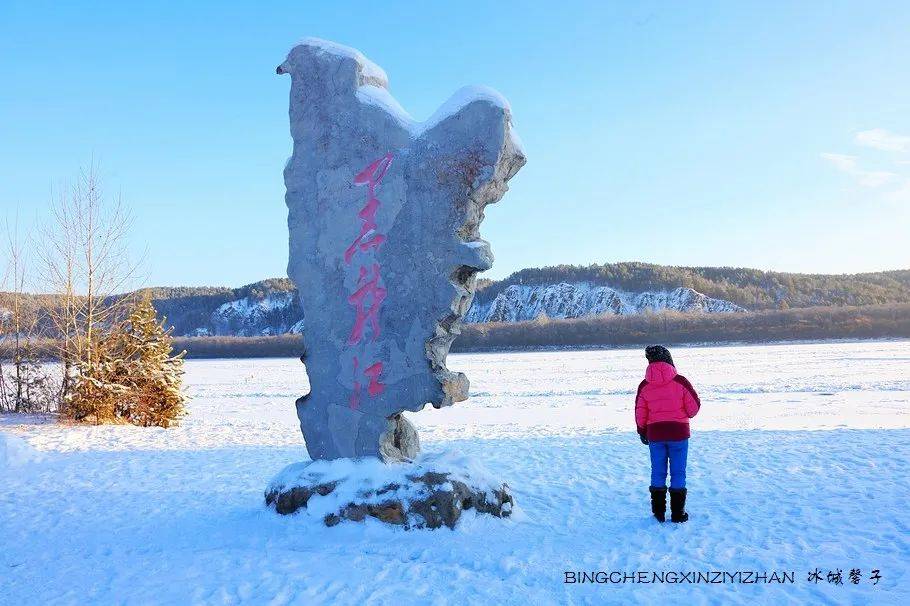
(669, 488, 689, 523)
(649, 486, 667, 522)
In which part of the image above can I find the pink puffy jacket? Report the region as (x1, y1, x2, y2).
(635, 361, 700, 442)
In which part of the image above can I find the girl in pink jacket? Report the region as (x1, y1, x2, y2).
(635, 345, 700, 523)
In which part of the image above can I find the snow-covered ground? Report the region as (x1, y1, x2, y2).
(2, 340, 908, 605)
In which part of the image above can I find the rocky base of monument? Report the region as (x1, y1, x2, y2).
(265, 453, 514, 530)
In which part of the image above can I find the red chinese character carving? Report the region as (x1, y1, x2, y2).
(347, 264, 386, 345)
(345, 153, 392, 264)
(346, 154, 392, 410)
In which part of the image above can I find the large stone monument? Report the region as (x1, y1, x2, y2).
(266, 39, 525, 528)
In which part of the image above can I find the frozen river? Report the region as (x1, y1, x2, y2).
(179, 339, 910, 449)
(2, 340, 909, 604)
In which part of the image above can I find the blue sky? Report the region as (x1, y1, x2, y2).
(1, 1, 909, 289)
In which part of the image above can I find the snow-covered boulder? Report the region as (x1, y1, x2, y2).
(265, 452, 514, 529)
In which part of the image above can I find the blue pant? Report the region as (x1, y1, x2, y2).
(649, 439, 688, 489)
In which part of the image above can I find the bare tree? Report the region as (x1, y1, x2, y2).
(0, 213, 55, 413)
(5, 214, 29, 411)
(37, 165, 142, 419)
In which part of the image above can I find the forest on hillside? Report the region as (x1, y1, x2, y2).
(472, 262, 910, 311)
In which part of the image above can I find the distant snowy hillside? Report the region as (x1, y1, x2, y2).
(466, 282, 745, 323)
(5, 262, 907, 339)
(144, 279, 301, 338)
(124, 261, 910, 336)
(165, 280, 743, 336)
(5, 262, 906, 339)
(208, 291, 299, 337)
(173, 281, 742, 336)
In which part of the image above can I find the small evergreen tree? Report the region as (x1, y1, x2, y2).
(62, 297, 186, 427)
(110, 297, 187, 427)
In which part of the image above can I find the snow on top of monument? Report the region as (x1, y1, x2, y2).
(420, 85, 512, 132)
(356, 85, 416, 130)
(294, 37, 389, 84)
(291, 38, 514, 139)
(356, 83, 513, 137)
